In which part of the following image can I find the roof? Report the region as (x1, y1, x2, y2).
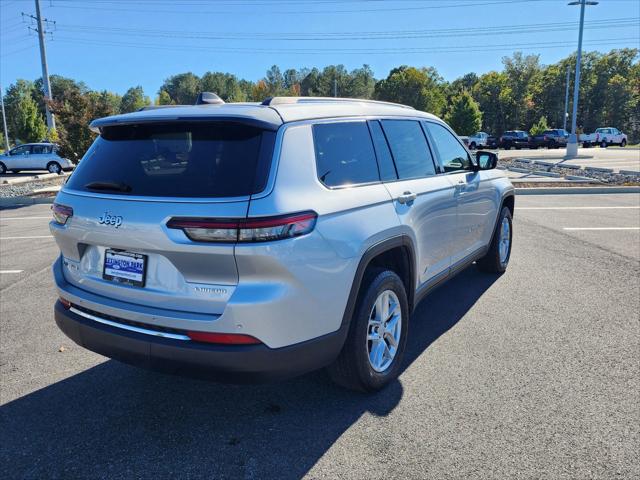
(89, 97, 441, 132)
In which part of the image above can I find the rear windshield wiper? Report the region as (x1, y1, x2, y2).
(84, 181, 132, 193)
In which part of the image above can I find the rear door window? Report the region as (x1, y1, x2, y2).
(312, 122, 380, 187)
(381, 120, 436, 180)
(65, 122, 275, 198)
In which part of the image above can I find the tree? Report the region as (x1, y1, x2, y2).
(445, 91, 482, 135)
(473, 71, 509, 135)
(120, 86, 150, 113)
(374, 66, 446, 115)
(200, 72, 247, 102)
(158, 73, 200, 105)
(530, 116, 549, 136)
(4, 80, 47, 144)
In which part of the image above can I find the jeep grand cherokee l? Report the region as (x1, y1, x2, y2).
(51, 94, 514, 392)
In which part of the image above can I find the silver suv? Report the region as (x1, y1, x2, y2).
(51, 95, 514, 391)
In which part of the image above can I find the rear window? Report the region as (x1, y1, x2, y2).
(66, 122, 275, 198)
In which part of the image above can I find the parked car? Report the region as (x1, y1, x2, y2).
(499, 130, 530, 149)
(529, 129, 570, 149)
(50, 94, 514, 392)
(0, 142, 74, 175)
(486, 135, 499, 149)
(580, 127, 627, 148)
(467, 132, 490, 150)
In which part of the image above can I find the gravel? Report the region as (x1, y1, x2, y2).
(499, 158, 640, 185)
(0, 177, 66, 198)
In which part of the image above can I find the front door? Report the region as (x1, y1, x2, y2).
(423, 122, 498, 265)
(371, 119, 457, 285)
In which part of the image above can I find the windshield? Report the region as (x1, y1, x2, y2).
(66, 122, 275, 198)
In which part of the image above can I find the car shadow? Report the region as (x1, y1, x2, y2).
(0, 268, 498, 479)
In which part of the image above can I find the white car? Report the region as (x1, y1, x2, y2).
(0, 143, 74, 175)
(580, 128, 628, 148)
(466, 132, 490, 150)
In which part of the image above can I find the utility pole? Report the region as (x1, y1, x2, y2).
(0, 84, 10, 151)
(566, 0, 598, 157)
(563, 64, 571, 131)
(23, 0, 56, 134)
(333, 78, 338, 97)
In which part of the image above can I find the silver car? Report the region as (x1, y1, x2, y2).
(0, 142, 74, 174)
(50, 95, 514, 391)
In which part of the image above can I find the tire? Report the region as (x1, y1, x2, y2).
(477, 206, 513, 274)
(328, 268, 409, 392)
(548, 141, 556, 149)
(469, 142, 476, 150)
(0, 162, 6, 175)
(583, 142, 590, 148)
(47, 161, 62, 174)
(600, 140, 608, 148)
(621, 139, 627, 147)
(504, 144, 511, 150)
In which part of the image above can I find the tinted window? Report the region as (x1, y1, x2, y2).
(11, 145, 30, 155)
(66, 122, 275, 197)
(381, 120, 436, 179)
(368, 120, 397, 181)
(313, 122, 379, 187)
(32, 145, 52, 154)
(425, 122, 473, 173)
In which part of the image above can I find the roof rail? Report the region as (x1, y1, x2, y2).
(261, 96, 415, 110)
(138, 105, 183, 111)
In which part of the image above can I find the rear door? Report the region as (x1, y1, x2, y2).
(30, 144, 51, 169)
(52, 121, 275, 315)
(375, 119, 457, 284)
(423, 121, 498, 265)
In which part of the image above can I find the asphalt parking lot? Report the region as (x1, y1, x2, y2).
(1, 194, 639, 479)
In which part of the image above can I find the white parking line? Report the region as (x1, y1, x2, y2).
(563, 227, 640, 231)
(0, 270, 24, 274)
(0, 216, 51, 220)
(518, 206, 640, 210)
(0, 235, 54, 240)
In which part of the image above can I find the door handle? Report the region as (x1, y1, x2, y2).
(397, 191, 417, 204)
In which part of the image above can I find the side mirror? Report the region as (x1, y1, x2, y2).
(475, 151, 498, 170)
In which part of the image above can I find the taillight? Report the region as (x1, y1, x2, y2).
(187, 331, 261, 345)
(167, 211, 317, 243)
(52, 203, 73, 225)
(59, 297, 71, 309)
(543, 135, 548, 141)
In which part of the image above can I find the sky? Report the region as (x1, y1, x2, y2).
(1, 0, 639, 99)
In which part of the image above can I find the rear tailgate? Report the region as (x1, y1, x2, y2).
(51, 120, 276, 315)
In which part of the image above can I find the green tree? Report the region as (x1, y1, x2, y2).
(200, 72, 247, 101)
(374, 66, 446, 115)
(529, 116, 549, 136)
(472, 71, 509, 134)
(502, 52, 541, 128)
(4, 80, 47, 144)
(158, 72, 200, 104)
(120, 86, 150, 113)
(445, 91, 482, 135)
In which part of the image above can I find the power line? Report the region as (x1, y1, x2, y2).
(52, 18, 638, 42)
(49, 0, 545, 15)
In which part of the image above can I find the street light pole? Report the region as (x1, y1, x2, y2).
(563, 64, 570, 131)
(0, 84, 10, 151)
(566, 0, 598, 157)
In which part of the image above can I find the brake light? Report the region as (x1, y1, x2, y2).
(543, 135, 548, 141)
(52, 203, 73, 225)
(187, 331, 261, 345)
(59, 297, 71, 309)
(167, 211, 317, 243)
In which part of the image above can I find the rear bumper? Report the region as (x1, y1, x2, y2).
(54, 300, 348, 382)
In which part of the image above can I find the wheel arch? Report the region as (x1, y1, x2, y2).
(341, 235, 417, 328)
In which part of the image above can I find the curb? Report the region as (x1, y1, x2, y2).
(1, 172, 69, 185)
(0, 195, 56, 207)
(516, 186, 640, 195)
